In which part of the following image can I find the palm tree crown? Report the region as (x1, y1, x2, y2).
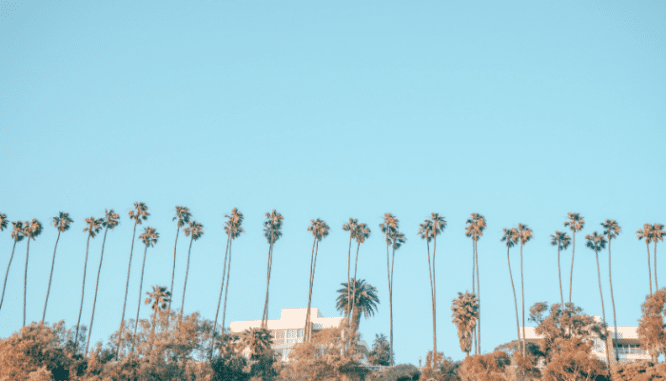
(0, 213, 7, 232)
(145, 285, 171, 314)
(129, 202, 150, 224)
(335, 278, 379, 330)
(225, 208, 244, 239)
(102, 209, 120, 229)
(308, 218, 330, 241)
(51, 212, 73, 233)
(84, 217, 103, 238)
(564, 213, 585, 233)
(501, 228, 518, 248)
(183, 221, 204, 241)
(23, 219, 44, 240)
(465, 213, 486, 241)
(173, 206, 192, 228)
(586, 231, 607, 252)
(354, 223, 371, 244)
(343, 218, 359, 236)
(240, 327, 273, 360)
(11, 221, 24, 242)
(550, 231, 571, 251)
(140, 226, 160, 247)
(451, 291, 478, 356)
(263, 209, 284, 244)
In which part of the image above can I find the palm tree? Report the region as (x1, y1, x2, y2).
(379, 213, 405, 365)
(342, 218, 359, 332)
(261, 210, 283, 329)
(652, 223, 665, 290)
(564, 213, 585, 304)
(350, 222, 370, 343)
(304, 218, 330, 342)
(75, 216, 102, 353)
(501, 228, 521, 351)
(0, 221, 23, 313)
(167, 206, 191, 328)
(335, 278, 379, 333)
(180, 221, 203, 321)
(516, 223, 533, 356)
(601, 219, 621, 362)
(239, 327, 273, 360)
(451, 291, 478, 358)
(42, 212, 73, 323)
(22, 218, 43, 327)
(117, 201, 149, 360)
(144, 285, 170, 349)
(465, 213, 486, 355)
(0, 213, 6, 232)
(212, 208, 244, 358)
(637, 224, 654, 295)
(133, 226, 159, 342)
(418, 213, 447, 356)
(550, 231, 571, 310)
(86, 208, 120, 356)
(585, 231, 611, 366)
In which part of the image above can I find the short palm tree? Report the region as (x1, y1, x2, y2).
(501, 228, 521, 350)
(418, 213, 446, 356)
(180, 221, 203, 320)
(564, 213, 585, 304)
(601, 219, 621, 362)
(144, 285, 170, 349)
(0, 221, 23, 312)
(652, 223, 665, 289)
(550, 231, 571, 309)
(342, 218, 359, 332)
(22, 218, 43, 327)
(167, 206, 191, 328)
(585, 231, 611, 366)
(465, 213, 486, 355)
(239, 327, 273, 360)
(86, 208, 119, 356)
(335, 278, 379, 333)
(42, 212, 73, 323)
(304, 218, 330, 342)
(637, 224, 654, 295)
(117, 201, 149, 360)
(75, 216, 103, 353)
(451, 291, 478, 358)
(261, 210, 283, 328)
(380, 213, 405, 365)
(516, 223, 533, 356)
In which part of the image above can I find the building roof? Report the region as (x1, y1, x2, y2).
(230, 308, 344, 333)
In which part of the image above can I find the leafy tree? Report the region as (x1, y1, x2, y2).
(180, 221, 203, 320)
(380, 213, 406, 365)
(564, 213, 585, 304)
(368, 333, 392, 366)
(637, 288, 666, 362)
(500, 227, 521, 349)
(601, 219, 621, 362)
(75, 216, 102, 353)
(167, 206, 191, 328)
(585, 231, 612, 366)
(23, 218, 44, 327)
(262, 209, 284, 329)
(369, 364, 419, 381)
(43, 212, 73, 324)
(516, 223, 533, 356)
(550, 231, 571, 310)
(457, 350, 510, 381)
(638, 224, 655, 295)
(420, 351, 460, 381)
(0, 221, 24, 312)
(304, 218, 330, 342)
(451, 291, 478, 357)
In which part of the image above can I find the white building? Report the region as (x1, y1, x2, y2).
(521, 316, 651, 363)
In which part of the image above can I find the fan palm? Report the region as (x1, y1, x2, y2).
(144, 285, 170, 349)
(180, 221, 203, 320)
(564, 213, 585, 304)
(86, 209, 119, 356)
(601, 219, 621, 362)
(637, 224, 654, 295)
(304, 218, 330, 342)
(42, 212, 73, 323)
(133, 226, 159, 341)
(550, 231, 571, 310)
(335, 278, 379, 333)
(380, 213, 405, 365)
(22, 218, 43, 327)
(167, 206, 191, 328)
(585, 231, 611, 366)
(239, 327, 273, 360)
(342, 218, 359, 332)
(501, 228, 521, 349)
(0, 213, 6, 232)
(75, 216, 102, 353)
(465, 213, 486, 355)
(418, 213, 446, 356)
(652, 223, 665, 290)
(261, 210, 283, 329)
(221, 210, 244, 335)
(117, 201, 149, 360)
(0, 221, 24, 312)
(350, 222, 371, 341)
(516, 223, 533, 356)
(451, 291, 478, 358)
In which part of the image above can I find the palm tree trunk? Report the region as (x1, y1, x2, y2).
(132, 245, 149, 353)
(654, 241, 658, 290)
(24, 238, 31, 327)
(350, 241, 360, 343)
(304, 237, 317, 341)
(558, 246, 564, 310)
(262, 243, 274, 328)
(347, 233, 352, 334)
(520, 243, 525, 356)
(0, 240, 19, 312)
(595, 250, 611, 367)
(569, 233, 576, 304)
(307, 241, 320, 342)
(86, 226, 109, 357)
(75, 235, 92, 353)
(507, 247, 521, 346)
(180, 236, 194, 321)
(166, 225, 181, 329)
(264, 243, 275, 326)
(608, 239, 619, 362)
(42, 231, 61, 324)
(390, 246, 396, 365)
(471, 241, 477, 355)
(150, 310, 157, 351)
(210, 233, 231, 358)
(220, 240, 234, 338)
(476, 240, 481, 355)
(117, 221, 138, 360)
(433, 236, 438, 357)
(647, 242, 653, 295)
(426, 240, 436, 355)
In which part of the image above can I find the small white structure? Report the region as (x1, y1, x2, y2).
(522, 316, 651, 363)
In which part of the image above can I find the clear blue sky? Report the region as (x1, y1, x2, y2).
(1, 0, 665, 364)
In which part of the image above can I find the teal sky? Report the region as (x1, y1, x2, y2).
(1, 0, 665, 363)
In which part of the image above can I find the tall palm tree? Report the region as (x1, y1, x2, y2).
(418, 213, 447, 356)
(342, 218, 359, 332)
(601, 219, 621, 362)
(380, 213, 405, 365)
(585, 231, 611, 366)
(350, 223, 370, 333)
(465, 213, 486, 355)
(75, 216, 102, 353)
(86, 209, 119, 356)
(22, 218, 43, 327)
(261, 210, 283, 329)
(212, 208, 244, 358)
(144, 285, 170, 349)
(304, 218, 330, 342)
(167, 206, 191, 328)
(637, 224, 654, 295)
(501, 228, 521, 351)
(133, 226, 159, 342)
(451, 291, 478, 358)
(550, 231, 571, 310)
(42, 212, 73, 323)
(335, 278, 379, 333)
(117, 201, 149, 360)
(180, 221, 203, 321)
(564, 213, 585, 304)
(0, 221, 23, 313)
(652, 223, 665, 290)
(516, 223, 533, 356)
